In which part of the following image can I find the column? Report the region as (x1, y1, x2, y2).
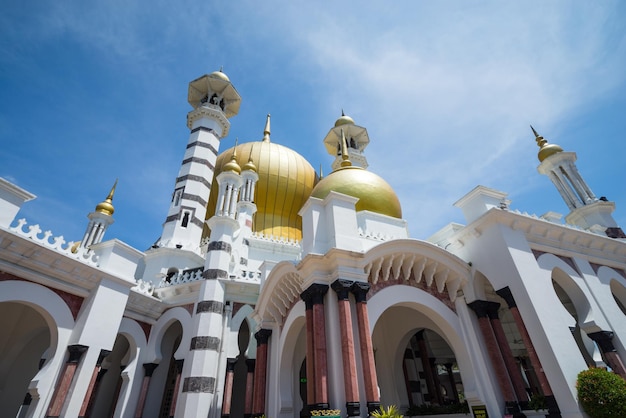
(588, 331, 626, 379)
(304, 296, 316, 409)
(244, 359, 255, 418)
(134, 363, 158, 418)
(351, 282, 380, 414)
(415, 331, 438, 405)
(429, 358, 444, 405)
(168, 359, 184, 418)
(467, 301, 520, 416)
(444, 363, 459, 403)
(79, 349, 110, 418)
(300, 283, 330, 410)
(485, 303, 529, 403)
(221, 358, 237, 418)
(46, 344, 89, 418)
(331, 279, 360, 416)
(252, 329, 272, 417)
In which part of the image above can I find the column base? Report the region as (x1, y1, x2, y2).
(367, 401, 381, 414)
(505, 401, 526, 418)
(304, 403, 331, 417)
(346, 401, 360, 417)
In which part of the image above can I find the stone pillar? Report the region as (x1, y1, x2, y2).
(415, 331, 438, 405)
(588, 331, 626, 379)
(168, 359, 184, 418)
(134, 363, 158, 418)
(429, 358, 444, 405)
(222, 358, 237, 418)
(444, 363, 459, 403)
(252, 329, 272, 417)
(485, 303, 529, 402)
(467, 301, 522, 417)
(79, 349, 110, 418)
(351, 282, 380, 414)
(304, 297, 316, 408)
(331, 279, 360, 416)
(244, 359, 255, 418)
(46, 344, 89, 418)
(301, 283, 330, 409)
(496, 287, 561, 418)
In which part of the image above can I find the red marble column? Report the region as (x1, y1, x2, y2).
(245, 359, 255, 417)
(467, 301, 517, 404)
(79, 349, 110, 418)
(134, 363, 158, 418)
(331, 279, 360, 416)
(304, 301, 316, 406)
(252, 329, 272, 416)
(496, 287, 554, 397)
(588, 331, 626, 379)
(168, 359, 184, 418)
(46, 344, 89, 418)
(351, 282, 380, 414)
(221, 358, 237, 417)
(486, 303, 529, 402)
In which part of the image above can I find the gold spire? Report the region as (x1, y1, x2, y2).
(242, 144, 257, 172)
(263, 114, 271, 142)
(223, 139, 241, 173)
(95, 179, 117, 216)
(532, 125, 563, 162)
(340, 128, 352, 168)
(319, 164, 324, 180)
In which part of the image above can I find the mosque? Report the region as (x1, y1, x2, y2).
(1, 70, 626, 418)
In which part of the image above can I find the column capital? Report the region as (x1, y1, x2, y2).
(300, 283, 329, 308)
(143, 362, 158, 377)
(97, 349, 111, 366)
(467, 300, 500, 319)
(331, 279, 354, 300)
(67, 344, 89, 363)
(226, 358, 237, 372)
(254, 329, 272, 345)
(350, 281, 371, 303)
(496, 286, 517, 308)
(587, 330, 616, 352)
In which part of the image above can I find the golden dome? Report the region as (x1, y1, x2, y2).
(310, 165, 402, 218)
(532, 125, 563, 162)
(205, 141, 318, 241)
(334, 112, 355, 127)
(95, 180, 117, 216)
(209, 69, 230, 82)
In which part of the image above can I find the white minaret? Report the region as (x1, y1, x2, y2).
(238, 143, 259, 236)
(534, 127, 625, 238)
(159, 70, 241, 251)
(79, 181, 117, 249)
(322, 111, 370, 170)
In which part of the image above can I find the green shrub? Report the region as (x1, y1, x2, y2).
(528, 394, 546, 411)
(372, 405, 404, 418)
(577, 368, 626, 418)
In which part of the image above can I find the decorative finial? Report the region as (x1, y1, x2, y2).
(341, 109, 345, 117)
(95, 179, 118, 216)
(219, 65, 224, 73)
(531, 125, 547, 148)
(530, 125, 539, 138)
(107, 179, 118, 200)
(263, 114, 271, 142)
(319, 164, 324, 179)
(340, 128, 352, 168)
(243, 144, 257, 172)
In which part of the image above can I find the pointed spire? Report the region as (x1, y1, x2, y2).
(222, 139, 241, 173)
(531, 125, 563, 162)
(340, 128, 352, 168)
(263, 114, 271, 142)
(319, 163, 324, 179)
(243, 144, 257, 173)
(95, 179, 117, 216)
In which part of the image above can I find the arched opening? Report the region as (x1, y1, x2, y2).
(143, 321, 183, 418)
(610, 280, 626, 316)
(0, 302, 51, 416)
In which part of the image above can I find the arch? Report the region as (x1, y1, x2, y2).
(0, 280, 75, 418)
(229, 304, 256, 359)
(113, 318, 148, 418)
(144, 306, 191, 363)
(278, 301, 307, 416)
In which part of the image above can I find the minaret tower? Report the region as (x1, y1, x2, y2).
(79, 180, 117, 249)
(159, 69, 241, 251)
(534, 127, 625, 238)
(323, 111, 370, 170)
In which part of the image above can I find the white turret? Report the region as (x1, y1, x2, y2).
(80, 181, 117, 249)
(322, 111, 370, 170)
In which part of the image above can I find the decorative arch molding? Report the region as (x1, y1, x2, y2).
(363, 239, 470, 303)
(277, 301, 306, 414)
(228, 304, 256, 359)
(144, 307, 191, 363)
(0, 280, 75, 418)
(255, 261, 303, 326)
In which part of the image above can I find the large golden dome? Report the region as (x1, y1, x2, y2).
(310, 165, 402, 218)
(204, 140, 318, 241)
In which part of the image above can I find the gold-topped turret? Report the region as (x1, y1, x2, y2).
(222, 142, 242, 174)
(95, 180, 117, 216)
(242, 146, 257, 173)
(334, 110, 355, 127)
(533, 125, 563, 162)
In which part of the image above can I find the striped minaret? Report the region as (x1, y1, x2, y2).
(159, 70, 241, 251)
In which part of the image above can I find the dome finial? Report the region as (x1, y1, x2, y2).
(243, 144, 257, 172)
(531, 125, 563, 162)
(95, 179, 118, 216)
(340, 128, 352, 168)
(222, 140, 241, 173)
(263, 114, 271, 142)
(319, 163, 324, 180)
(341, 109, 345, 116)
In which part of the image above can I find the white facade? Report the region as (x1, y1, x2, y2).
(1, 71, 626, 418)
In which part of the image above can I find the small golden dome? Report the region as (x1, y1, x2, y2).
(310, 166, 402, 218)
(334, 111, 355, 127)
(222, 151, 241, 174)
(532, 126, 563, 162)
(95, 180, 117, 216)
(242, 154, 257, 173)
(209, 69, 230, 82)
(205, 141, 318, 241)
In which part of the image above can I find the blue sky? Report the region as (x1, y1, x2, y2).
(1, 1, 625, 251)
